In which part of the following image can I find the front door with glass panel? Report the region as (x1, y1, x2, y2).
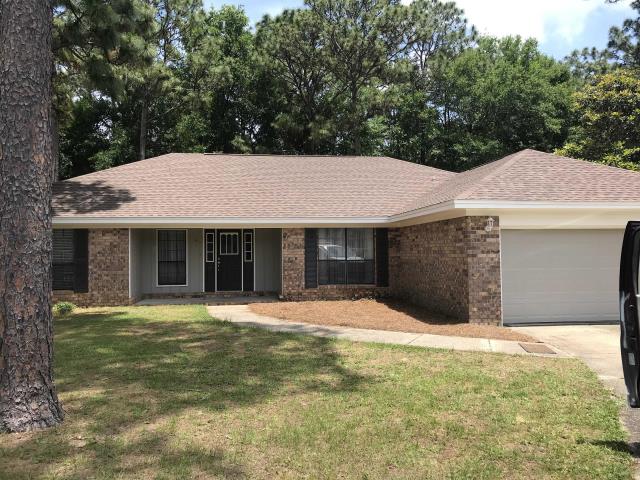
(216, 229, 242, 291)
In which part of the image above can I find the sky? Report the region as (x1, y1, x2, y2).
(204, 0, 635, 59)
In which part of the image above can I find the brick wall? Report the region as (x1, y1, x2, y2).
(281, 228, 388, 300)
(389, 217, 501, 325)
(52, 228, 130, 307)
(52, 222, 502, 324)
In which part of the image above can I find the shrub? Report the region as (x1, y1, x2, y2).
(53, 301, 76, 316)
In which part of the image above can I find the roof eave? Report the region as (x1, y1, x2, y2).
(51, 200, 640, 229)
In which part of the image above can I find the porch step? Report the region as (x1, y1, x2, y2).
(135, 293, 279, 306)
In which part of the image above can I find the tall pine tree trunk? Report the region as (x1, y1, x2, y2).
(139, 96, 147, 161)
(350, 85, 362, 156)
(0, 0, 64, 432)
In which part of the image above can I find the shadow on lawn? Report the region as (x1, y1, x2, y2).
(1, 308, 369, 479)
(586, 439, 640, 459)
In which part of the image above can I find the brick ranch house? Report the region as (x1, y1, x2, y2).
(51, 149, 640, 326)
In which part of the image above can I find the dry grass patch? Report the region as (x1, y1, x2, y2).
(250, 299, 534, 342)
(0, 305, 630, 479)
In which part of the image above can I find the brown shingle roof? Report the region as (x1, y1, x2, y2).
(53, 153, 454, 218)
(53, 149, 640, 221)
(403, 149, 640, 213)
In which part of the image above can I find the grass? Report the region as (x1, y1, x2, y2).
(0, 305, 632, 479)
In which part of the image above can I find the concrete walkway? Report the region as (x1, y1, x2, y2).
(207, 305, 564, 356)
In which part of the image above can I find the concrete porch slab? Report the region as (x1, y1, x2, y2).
(135, 294, 279, 306)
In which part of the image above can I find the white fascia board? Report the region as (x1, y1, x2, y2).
(454, 200, 640, 210)
(387, 200, 457, 223)
(52, 200, 640, 229)
(52, 216, 392, 228)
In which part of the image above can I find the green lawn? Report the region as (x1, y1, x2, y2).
(0, 305, 632, 479)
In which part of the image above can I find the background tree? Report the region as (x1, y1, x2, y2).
(180, 5, 260, 153)
(437, 36, 573, 170)
(558, 0, 640, 171)
(51, 0, 639, 175)
(133, 0, 202, 160)
(608, 0, 640, 67)
(558, 69, 640, 170)
(306, 0, 410, 154)
(53, 0, 155, 177)
(0, 0, 65, 432)
(256, 9, 333, 154)
(378, 0, 474, 165)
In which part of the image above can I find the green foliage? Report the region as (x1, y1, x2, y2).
(55, 0, 635, 176)
(53, 302, 76, 316)
(558, 68, 640, 169)
(608, 0, 640, 67)
(439, 37, 573, 170)
(53, 0, 155, 97)
(256, 9, 333, 153)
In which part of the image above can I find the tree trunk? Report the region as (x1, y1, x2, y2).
(52, 106, 60, 181)
(0, 0, 64, 432)
(139, 96, 148, 161)
(350, 86, 362, 156)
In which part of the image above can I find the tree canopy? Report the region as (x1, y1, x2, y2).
(53, 0, 640, 177)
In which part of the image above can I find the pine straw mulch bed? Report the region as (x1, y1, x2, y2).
(249, 299, 535, 342)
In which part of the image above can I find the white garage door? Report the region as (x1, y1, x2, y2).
(502, 230, 623, 325)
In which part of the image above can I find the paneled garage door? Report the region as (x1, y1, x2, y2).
(501, 229, 623, 325)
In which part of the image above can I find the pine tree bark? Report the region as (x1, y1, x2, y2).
(139, 96, 147, 161)
(0, 0, 64, 432)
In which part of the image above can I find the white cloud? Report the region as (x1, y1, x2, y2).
(407, 0, 632, 43)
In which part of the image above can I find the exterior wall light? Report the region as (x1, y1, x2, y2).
(485, 217, 495, 233)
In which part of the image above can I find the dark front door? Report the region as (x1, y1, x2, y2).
(621, 221, 640, 407)
(217, 229, 242, 291)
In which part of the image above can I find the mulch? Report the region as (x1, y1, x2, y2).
(249, 299, 536, 342)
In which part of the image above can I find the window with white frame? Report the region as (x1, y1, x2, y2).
(157, 230, 187, 286)
(244, 231, 253, 262)
(219, 232, 239, 255)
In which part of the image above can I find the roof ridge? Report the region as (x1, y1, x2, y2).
(203, 153, 387, 158)
(454, 150, 528, 200)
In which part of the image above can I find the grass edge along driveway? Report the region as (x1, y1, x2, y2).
(0, 305, 632, 480)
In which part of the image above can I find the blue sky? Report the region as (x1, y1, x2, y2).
(204, 0, 635, 59)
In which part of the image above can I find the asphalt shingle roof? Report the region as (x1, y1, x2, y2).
(52, 149, 640, 220)
(53, 153, 454, 218)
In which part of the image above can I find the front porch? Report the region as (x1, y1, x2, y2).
(129, 228, 283, 300)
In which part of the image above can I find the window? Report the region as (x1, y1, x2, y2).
(318, 228, 374, 285)
(52, 229, 88, 292)
(52, 230, 75, 290)
(205, 232, 215, 263)
(219, 232, 239, 255)
(244, 231, 253, 262)
(157, 230, 187, 286)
